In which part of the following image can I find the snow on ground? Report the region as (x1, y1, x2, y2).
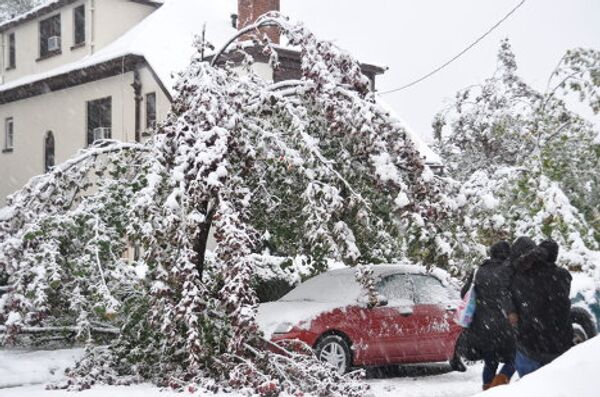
(367, 364, 482, 397)
(473, 335, 600, 397)
(5, 338, 599, 397)
(0, 348, 84, 389)
(0, 347, 483, 397)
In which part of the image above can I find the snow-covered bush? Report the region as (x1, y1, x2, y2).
(0, 13, 450, 395)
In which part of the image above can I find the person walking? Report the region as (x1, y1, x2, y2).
(460, 240, 516, 390)
(508, 239, 573, 377)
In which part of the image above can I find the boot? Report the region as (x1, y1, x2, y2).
(488, 373, 510, 388)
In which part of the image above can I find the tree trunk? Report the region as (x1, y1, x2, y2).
(193, 200, 217, 280)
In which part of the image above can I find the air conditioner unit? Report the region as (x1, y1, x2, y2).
(93, 127, 111, 141)
(47, 36, 61, 52)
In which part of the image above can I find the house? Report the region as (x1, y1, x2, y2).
(0, 0, 437, 206)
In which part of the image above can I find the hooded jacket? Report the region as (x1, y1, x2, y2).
(510, 240, 573, 363)
(459, 241, 516, 362)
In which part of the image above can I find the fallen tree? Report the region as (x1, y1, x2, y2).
(0, 13, 449, 396)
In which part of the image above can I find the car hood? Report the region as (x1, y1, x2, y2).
(256, 300, 344, 339)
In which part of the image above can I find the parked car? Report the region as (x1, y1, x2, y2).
(256, 265, 463, 374)
(570, 272, 600, 344)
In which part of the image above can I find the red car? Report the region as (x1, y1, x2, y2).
(257, 265, 464, 373)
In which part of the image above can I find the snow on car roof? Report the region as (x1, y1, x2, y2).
(280, 263, 450, 303)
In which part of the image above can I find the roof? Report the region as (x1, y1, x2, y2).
(0, 0, 385, 97)
(0, 0, 163, 32)
(0, 0, 434, 162)
(0, 0, 237, 97)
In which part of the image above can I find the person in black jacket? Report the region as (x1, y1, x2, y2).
(503, 236, 537, 326)
(508, 239, 573, 377)
(460, 241, 516, 390)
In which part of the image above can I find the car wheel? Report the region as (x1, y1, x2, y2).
(315, 335, 351, 374)
(572, 323, 588, 345)
(449, 332, 468, 372)
(570, 308, 597, 345)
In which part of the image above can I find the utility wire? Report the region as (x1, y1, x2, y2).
(379, 0, 526, 96)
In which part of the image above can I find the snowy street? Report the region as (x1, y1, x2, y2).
(0, 348, 483, 397)
(3, 337, 600, 396)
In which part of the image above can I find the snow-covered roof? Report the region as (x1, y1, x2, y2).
(0, 0, 437, 165)
(0, 0, 237, 96)
(376, 99, 443, 166)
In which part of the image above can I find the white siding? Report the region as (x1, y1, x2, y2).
(0, 0, 155, 84)
(0, 65, 169, 205)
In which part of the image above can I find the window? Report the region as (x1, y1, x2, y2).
(7, 33, 16, 69)
(39, 14, 61, 57)
(145, 92, 156, 130)
(376, 274, 414, 305)
(411, 275, 452, 304)
(4, 118, 14, 151)
(73, 5, 85, 46)
(44, 131, 55, 172)
(87, 97, 112, 145)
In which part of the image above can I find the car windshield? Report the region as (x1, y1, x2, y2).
(280, 272, 362, 303)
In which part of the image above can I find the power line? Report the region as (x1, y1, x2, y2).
(378, 0, 526, 96)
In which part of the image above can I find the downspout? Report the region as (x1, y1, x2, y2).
(0, 32, 5, 84)
(90, 0, 96, 54)
(132, 68, 142, 143)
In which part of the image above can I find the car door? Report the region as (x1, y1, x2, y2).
(409, 275, 459, 361)
(356, 274, 423, 364)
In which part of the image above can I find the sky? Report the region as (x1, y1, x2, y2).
(281, 0, 600, 142)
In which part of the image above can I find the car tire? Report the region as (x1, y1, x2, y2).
(570, 308, 597, 345)
(315, 334, 352, 374)
(572, 323, 588, 345)
(449, 349, 467, 372)
(449, 332, 468, 372)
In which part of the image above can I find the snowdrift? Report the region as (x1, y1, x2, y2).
(474, 335, 600, 397)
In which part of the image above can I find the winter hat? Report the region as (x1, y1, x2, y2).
(510, 236, 536, 260)
(539, 239, 559, 264)
(515, 246, 548, 272)
(490, 240, 511, 261)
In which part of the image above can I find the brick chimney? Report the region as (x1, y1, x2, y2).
(237, 0, 280, 44)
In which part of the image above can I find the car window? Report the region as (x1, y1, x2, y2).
(410, 275, 450, 304)
(376, 274, 413, 305)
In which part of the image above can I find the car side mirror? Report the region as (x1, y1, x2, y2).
(376, 294, 388, 308)
(358, 293, 388, 308)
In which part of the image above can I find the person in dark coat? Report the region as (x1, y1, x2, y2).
(460, 241, 516, 390)
(508, 239, 573, 377)
(502, 236, 537, 325)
